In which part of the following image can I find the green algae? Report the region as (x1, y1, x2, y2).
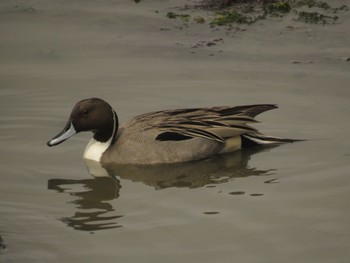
(296, 10, 338, 24)
(161, 1, 348, 28)
(210, 10, 262, 26)
(166, 12, 191, 22)
(265, 1, 291, 15)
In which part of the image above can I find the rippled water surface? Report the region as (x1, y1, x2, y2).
(1, 1, 350, 262)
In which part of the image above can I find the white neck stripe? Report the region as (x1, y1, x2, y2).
(83, 109, 117, 162)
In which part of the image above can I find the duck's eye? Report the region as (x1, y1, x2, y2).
(82, 110, 89, 115)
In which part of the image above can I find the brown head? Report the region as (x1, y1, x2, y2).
(47, 98, 118, 147)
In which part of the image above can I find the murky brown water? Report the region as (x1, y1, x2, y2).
(1, 1, 350, 262)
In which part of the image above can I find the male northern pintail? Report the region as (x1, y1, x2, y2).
(47, 98, 296, 164)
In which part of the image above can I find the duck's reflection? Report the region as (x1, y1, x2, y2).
(48, 147, 274, 231)
(98, 147, 273, 189)
(48, 176, 123, 231)
(0, 234, 6, 252)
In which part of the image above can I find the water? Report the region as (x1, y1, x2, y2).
(1, 1, 350, 262)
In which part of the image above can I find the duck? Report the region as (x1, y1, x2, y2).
(47, 98, 296, 164)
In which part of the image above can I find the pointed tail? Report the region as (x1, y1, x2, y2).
(241, 134, 302, 148)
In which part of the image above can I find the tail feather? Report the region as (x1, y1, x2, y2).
(217, 104, 278, 118)
(241, 134, 301, 148)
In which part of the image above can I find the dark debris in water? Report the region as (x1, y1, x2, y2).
(203, 211, 220, 215)
(229, 191, 245, 195)
(264, 178, 280, 184)
(191, 38, 224, 48)
(13, 5, 36, 13)
(228, 191, 264, 196)
(250, 193, 264, 197)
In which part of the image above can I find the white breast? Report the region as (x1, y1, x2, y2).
(83, 138, 112, 162)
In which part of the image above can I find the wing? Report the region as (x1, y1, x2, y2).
(131, 104, 277, 143)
